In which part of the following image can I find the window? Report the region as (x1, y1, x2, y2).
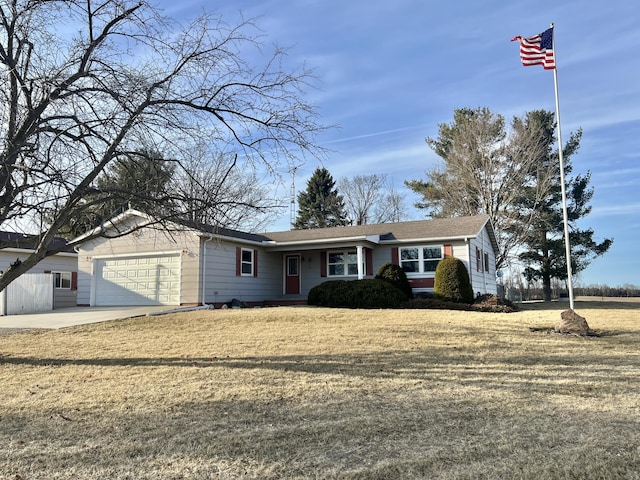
(400, 248, 419, 273)
(476, 247, 482, 272)
(399, 246, 443, 274)
(287, 256, 299, 276)
(328, 250, 360, 277)
(240, 248, 254, 276)
(54, 272, 72, 289)
(423, 247, 442, 272)
(484, 252, 490, 273)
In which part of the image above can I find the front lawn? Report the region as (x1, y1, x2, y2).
(1, 302, 639, 479)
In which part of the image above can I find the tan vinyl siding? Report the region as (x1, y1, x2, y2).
(202, 239, 282, 304)
(77, 222, 201, 306)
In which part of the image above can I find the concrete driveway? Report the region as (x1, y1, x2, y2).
(0, 305, 180, 330)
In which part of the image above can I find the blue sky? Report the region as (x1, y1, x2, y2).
(156, 0, 640, 288)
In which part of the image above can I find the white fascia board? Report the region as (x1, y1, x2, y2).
(196, 232, 267, 248)
(263, 235, 381, 249)
(380, 235, 475, 245)
(0, 247, 77, 257)
(70, 209, 155, 244)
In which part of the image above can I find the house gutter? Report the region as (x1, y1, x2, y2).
(380, 234, 478, 245)
(261, 234, 381, 248)
(2, 247, 77, 257)
(194, 232, 266, 248)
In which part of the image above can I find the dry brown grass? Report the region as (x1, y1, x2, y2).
(1, 301, 639, 479)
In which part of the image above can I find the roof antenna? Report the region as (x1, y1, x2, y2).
(289, 166, 299, 230)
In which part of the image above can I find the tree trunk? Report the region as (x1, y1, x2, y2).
(543, 272, 552, 302)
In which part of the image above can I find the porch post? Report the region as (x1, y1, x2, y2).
(356, 245, 364, 280)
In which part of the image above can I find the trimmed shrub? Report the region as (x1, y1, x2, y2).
(307, 280, 349, 307)
(375, 262, 413, 299)
(433, 256, 474, 304)
(308, 279, 406, 309)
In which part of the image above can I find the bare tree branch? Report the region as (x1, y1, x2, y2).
(0, 0, 329, 290)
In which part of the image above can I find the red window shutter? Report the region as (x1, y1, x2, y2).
(236, 247, 241, 276)
(365, 248, 373, 276)
(253, 249, 258, 277)
(444, 244, 453, 258)
(71, 272, 78, 291)
(391, 247, 399, 265)
(320, 251, 327, 277)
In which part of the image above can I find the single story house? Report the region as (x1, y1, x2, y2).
(0, 231, 79, 309)
(75, 210, 498, 307)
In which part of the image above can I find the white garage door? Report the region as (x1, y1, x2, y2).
(95, 254, 181, 306)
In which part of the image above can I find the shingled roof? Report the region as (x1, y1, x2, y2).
(79, 210, 498, 254)
(263, 215, 496, 250)
(0, 231, 76, 254)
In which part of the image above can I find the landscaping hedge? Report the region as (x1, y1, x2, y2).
(308, 279, 407, 309)
(375, 263, 413, 299)
(433, 256, 474, 304)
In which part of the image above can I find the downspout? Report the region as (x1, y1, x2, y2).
(201, 237, 213, 306)
(74, 245, 95, 307)
(464, 237, 472, 293)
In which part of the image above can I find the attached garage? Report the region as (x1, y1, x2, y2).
(93, 254, 181, 306)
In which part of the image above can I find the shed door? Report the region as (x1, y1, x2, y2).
(285, 255, 300, 295)
(94, 254, 181, 306)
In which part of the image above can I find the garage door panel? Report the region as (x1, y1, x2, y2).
(95, 254, 181, 306)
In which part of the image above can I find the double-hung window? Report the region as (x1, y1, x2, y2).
(328, 250, 360, 277)
(240, 248, 254, 276)
(399, 246, 443, 274)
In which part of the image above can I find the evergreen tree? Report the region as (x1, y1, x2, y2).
(55, 150, 175, 238)
(97, 149, 176, 215)
(294, 167, 348, 229)
(405, 107, 550, 268)
(514, 110, 613, 301)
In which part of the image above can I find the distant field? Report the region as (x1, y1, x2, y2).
(1, 301, 639, 479)
(575, 295, 640, 303)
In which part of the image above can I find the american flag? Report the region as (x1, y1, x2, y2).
(511, 27, 556, 70)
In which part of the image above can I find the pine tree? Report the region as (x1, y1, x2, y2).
(54, 150, 175, 238)
(96, 149, 176, 215)
(293, 167, 348, 229)
(515, 110, 613, 301)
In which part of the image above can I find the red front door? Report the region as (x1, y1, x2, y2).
(285, 255, 300, 295)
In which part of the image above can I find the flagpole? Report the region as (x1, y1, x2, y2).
(550, 23, 575, 311)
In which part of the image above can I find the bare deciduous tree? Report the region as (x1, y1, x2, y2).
(176, 142, 282, 233)
(405, 107, 552, 268)
(0, 0, 326, 291)
(339, 174, 407, 225)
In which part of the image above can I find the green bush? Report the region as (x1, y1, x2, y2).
(433, 256, 474, 304)
(375, 262, 413, 299)
(308, 279, 406, 308)
(307, 280, 349, 307)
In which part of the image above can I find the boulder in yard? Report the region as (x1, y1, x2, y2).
(556, 309, 590, 336)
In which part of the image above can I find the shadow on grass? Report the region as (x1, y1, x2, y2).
(4, 385, 638, 480)
(3, 344, 638, 395)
